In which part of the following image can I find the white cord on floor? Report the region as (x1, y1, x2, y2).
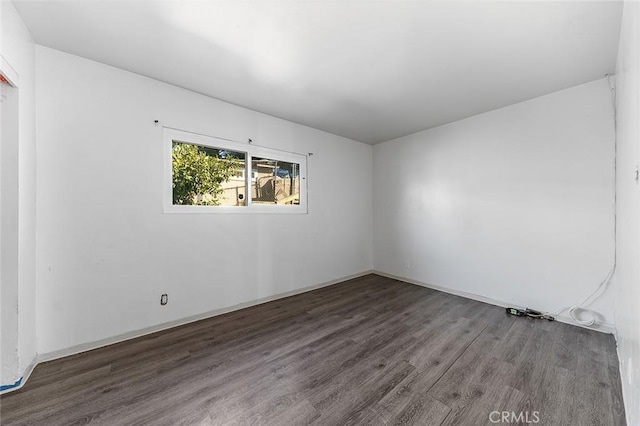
(553, 265, 615, 326)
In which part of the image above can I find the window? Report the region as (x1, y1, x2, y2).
(164, 128, 307, 213)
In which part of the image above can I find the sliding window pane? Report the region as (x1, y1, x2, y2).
(251, 157, 300, 205)
(172, 141, 246, 206)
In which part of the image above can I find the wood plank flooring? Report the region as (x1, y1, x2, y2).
(0, 274, 626, 425)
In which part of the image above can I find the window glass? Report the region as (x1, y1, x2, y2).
(251, 157, 300, 205)
(172, 141, 246, 206)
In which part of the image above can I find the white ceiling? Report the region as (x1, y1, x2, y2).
(14, 1, 623, 144)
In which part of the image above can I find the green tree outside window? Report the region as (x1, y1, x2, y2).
(172, 142, 243, 205)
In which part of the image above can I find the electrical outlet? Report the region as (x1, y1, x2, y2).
(403, 261, 411, 269)
(160, 294, 168, 305)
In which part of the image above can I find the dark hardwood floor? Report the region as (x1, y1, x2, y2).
(0, 274, 626, 425)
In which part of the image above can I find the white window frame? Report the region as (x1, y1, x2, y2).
(164, 128, 308, 214)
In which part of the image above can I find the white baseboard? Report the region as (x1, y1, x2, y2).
(373, 270, 616, 334)
(0, 354, 38, 396)
(38, 270, 374, 364)
(615, 339, 633, 426)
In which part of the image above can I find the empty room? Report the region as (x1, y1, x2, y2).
(0, 0, 638, 425)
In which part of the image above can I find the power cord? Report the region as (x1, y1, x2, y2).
(553, 265, 615, 326)
(552, 75, 617, 328)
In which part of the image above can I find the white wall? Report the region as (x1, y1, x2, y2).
(1, 75, 19, 387)
(373, 79, 616, 327)
(0, 0, 37, 387)
(0, 78, 16, 388)
(35, 46, 373, 355)
(614, 2, 640, 425)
